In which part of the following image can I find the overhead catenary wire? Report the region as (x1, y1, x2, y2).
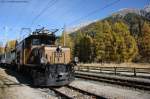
(68, 0, 121, 26)
(31, 0, 120, 31)
(31, 0, 59, 25)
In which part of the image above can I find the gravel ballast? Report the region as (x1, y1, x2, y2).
(70, 80, 150, 99)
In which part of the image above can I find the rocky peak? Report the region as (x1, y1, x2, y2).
(144, 4, 150, 12)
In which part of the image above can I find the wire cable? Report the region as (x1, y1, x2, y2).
(31, 0, 59, 25)
(68, 0, 121, 26)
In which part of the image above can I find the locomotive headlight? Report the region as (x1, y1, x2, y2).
(56, 45, 62, 52)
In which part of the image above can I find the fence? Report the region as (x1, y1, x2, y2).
(75, 65, 150, 77)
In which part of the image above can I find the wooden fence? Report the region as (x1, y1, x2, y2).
(75, 65, 150, 77)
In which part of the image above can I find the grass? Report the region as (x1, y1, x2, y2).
(77, 63, 150, 68)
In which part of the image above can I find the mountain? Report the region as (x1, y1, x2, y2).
(142, 4, 150, 20)
(66, 20, 97, 33)
(70, 5, 150, 36)
(112, 4, 150, 20)
(144, 4, 150, 12)
(112, 8, 141, 17)
(70, 5, 150, 37)
(68, 5, 150, 63)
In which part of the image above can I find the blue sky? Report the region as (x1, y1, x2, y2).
(0, 0, 149, 45)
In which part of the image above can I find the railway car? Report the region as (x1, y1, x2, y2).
(0, 28, 75, 86)
(0, 53, 5, 65)
(5, 49, 16, 65)
(0, 49, 16, 67)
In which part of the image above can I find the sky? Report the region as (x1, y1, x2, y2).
(0, 0, 149, 46)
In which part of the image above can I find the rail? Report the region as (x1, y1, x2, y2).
(49, 85, 106, 99)
(75, 65, 150, 77)
(75, 72, 150, 91)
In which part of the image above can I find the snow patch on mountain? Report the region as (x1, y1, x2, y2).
(66, 20, 97, 33)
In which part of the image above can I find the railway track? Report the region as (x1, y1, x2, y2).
(75, 72, 150, 91)
(49, 85, 106, 99)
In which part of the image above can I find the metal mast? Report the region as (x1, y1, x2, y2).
(63, 25, 66, 46)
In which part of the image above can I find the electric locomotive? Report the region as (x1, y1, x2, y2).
(0, 28, 75, 86)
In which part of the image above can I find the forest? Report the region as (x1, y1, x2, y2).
(59, 13, 150, 63)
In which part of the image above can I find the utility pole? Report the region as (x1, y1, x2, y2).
(3, 26, 8, 47)
(63, 25, 66, 47)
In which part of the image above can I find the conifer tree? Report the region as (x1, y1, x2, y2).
(138, 22, 150, 62)
(113, 21, 138, 62)
(95, 21, 113, 62)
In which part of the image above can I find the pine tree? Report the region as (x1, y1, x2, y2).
(138, 22, 150, 62)
(113, 21, 138, 62)
(5, 40, 17, 52)
(78, 34, 93, 62)
(73, 31, 83, 58)
(0, 47, 4, 54)
(95, 21, 114, 62)
(73, 31, 93, 63)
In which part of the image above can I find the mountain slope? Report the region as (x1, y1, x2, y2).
(69, 5, 150, 63)
(71, 5, 150, 37)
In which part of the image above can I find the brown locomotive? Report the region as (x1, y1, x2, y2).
(0, 28, 75, 86)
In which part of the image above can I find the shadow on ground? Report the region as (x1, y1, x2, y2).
(0, 65, 33, 87)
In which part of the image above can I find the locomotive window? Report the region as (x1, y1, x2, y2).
(41, 38, 52, 45)
(32, 39, 40, 45)
(32, 37, 54, 45)
(46, 39, 53, 45)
